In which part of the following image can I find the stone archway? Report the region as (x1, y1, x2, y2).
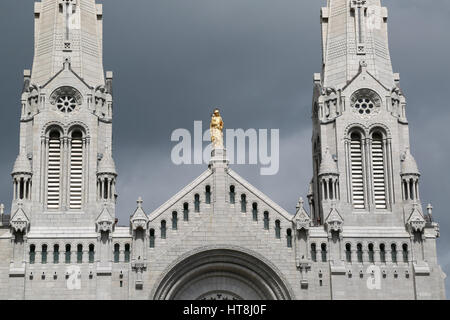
(152, 247, 293, 300)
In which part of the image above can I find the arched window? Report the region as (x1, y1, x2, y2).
(379, 244, 386, 263)
(53, 244, 59, 264)
(402, 244, 409, 263)
(114, 244, 120, 263)
(47, 130, 62, 209)
(77, 244, 83, 263)
(286, 229, 292, 248)
(311, 243, 317, 262)
(229, 185, 235, 204)
(368, 243, 374, 263)
(205, 185, 211, 204)
(345, 243, 352, 262)
(321, 243, 327, 262)
(371, 132, 387, 209)
(357, 243, 363, 263)
(350, 132, 365, 209)
(29, 244, 36, 264)
(241, 194, 247, 213)
(88, 244, 95, 263)
(183, 203, 189, 221)
(161, 220, 167, 239)
(124, 244, 130, 262)
(275, 220, 281, 239)
(149, 229, 155, 248)
(252, 203, 258, 221)
(172, 211, 178, 230)
(194, 194, 200, 212)
(41, 244, 48, 264)
(391, 244, 397, 263)
(65, 244, 71, 264)
(263, 211, 269, 230)
(70, 130, 83, 209)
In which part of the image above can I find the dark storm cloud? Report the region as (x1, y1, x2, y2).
(0, 0, 449, 295)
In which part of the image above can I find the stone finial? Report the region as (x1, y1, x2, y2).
(137, 197, 143, 208)
(427, 203, 433, 222)
(296, 197, 304, 210)
(0, 203, 4, 217)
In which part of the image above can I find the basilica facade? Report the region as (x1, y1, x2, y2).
(0, 0, 446, 300)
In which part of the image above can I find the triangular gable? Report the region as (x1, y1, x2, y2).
(293, 199, 311, 231)
(407, 205, 426, 233)
(131, 202, 149, 230)
(325, 206, 344, 233)
(10, 207, 29, 233)
(228, 169, 293, 221)
(342, 64, 390, 94)
(149, 169, 213, 221)
(40, 61, 94, 91)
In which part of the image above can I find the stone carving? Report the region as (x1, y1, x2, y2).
(10, 206, 29, 233)
(96, 204, 114, 233)
(325, 205, 344, 234)
(130, 197, 149, 231)
(294, 198, 311, 231)
(406, 205, 426, 233)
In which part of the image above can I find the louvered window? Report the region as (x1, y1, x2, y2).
(350, 132, 365, 209)
(47, 131, 61, 209)
(70, 131, 83, 209)
(372, 133, 387, 209)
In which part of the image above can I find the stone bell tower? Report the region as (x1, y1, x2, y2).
(308, 0, 439, 280)
(9, 0, 117, 235)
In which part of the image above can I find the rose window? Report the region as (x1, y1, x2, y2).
(350, 89, 381, 117)
(56, 95, 77, 113)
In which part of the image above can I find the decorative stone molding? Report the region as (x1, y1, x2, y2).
(10, 206, 29, 233)
(96, 204, 114, 233)
(325, 205, 344, 234)
(406, 205, 426, 233)
(293, 198, 311, 231)
(130, 197, 149, 231)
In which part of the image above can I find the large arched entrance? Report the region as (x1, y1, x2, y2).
(152, 247, 293, 300)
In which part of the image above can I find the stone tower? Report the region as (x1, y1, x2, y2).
(307, 0, 444, 298)
(6, 0, 117, 294)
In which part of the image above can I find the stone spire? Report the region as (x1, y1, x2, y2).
(31, 0, 105, 87)
(401, 147, 420, 175)
(321, 0, 394, 89)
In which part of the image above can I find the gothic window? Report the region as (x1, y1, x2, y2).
(350, 131, 365, 209)
(402, 244, 409, 263)
(311, 243, 317, 262)
(357, 243, 363, 263)
(114, 244, 120, 263)
(371, 132, 387, 209)
(89, 244, 95, 263)
(321, 243, 327, 262)
(53, 244, 59, 264)
(229, 185, 235, 204)
(263, 211, 269, 230)
(51, 87, 82, 114)
(205, 185, 211, 204)
(149, 229, 155, 248)
(47, 130, 62, 209)
(41, 244, 48, 264)
(368, 243, 374, 263)
(194, 194, 200, 212)
(391, 244, 397, 263)
(241, 194, 247, 213)
(124, 244, 130, 262)
(69, 130, 83, 210)
(161, 220, 167, 239)
(350, 89, 381, 117)
(286, 229, 292, 248)
(65, 244, 71, 264)
(172, 211, 178, 230)
(29, 245, 36, 264)
(252, 203, 258, 221)
(345, 243, 352, 262)
(275, 220, 281, 239)
(380, 244, 386, 263)
(183, 203, 189, 221)
(77, 244, 83, 263)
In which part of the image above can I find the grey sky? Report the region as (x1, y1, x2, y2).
(0, 0, 449, 296)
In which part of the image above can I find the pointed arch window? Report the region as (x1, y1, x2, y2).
(65, 244, 71, 264)
(124, 244, 130, 262)
(69, 130, 83, 210)
(29, 244, 36, 264)
(89, 244, 95, 263)
(357, 243, 363, 263)
(77, 244, 83, 263)
(47, 130, 62, 209)
(321, 243, 327, 262)
(53, 244, 59, 264)
(391, 244, 397, 263)
(194, 194, 200, 213)
(263, 211, 269, 230)
(241, 194, 247, 213)
(350, 132, 365, 209)
(371, 132, 387, 209)
(345, 243, 352, 262)
(286, 229, 292, 248)
(311, 243, 317, 262)
(380, 244, 386, 263)
(402, 244, 409, 263)
(205, 185, 211, 204)
(41, 244, 48, 264)
(368, 243, 374, 263)
(161, 220, 167, 239)
(229, 185, 235, 204)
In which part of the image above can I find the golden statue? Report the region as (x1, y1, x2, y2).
(210, 108, 224, 148)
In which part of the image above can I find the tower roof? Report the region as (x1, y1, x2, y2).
(401, 148, 420, 175)
(12, 148, 32, 175)
(31, 0, 105, 87)
(319, 147, 338, 175)
(98, 147, 117, 175)
(321, 0, 394, 89)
